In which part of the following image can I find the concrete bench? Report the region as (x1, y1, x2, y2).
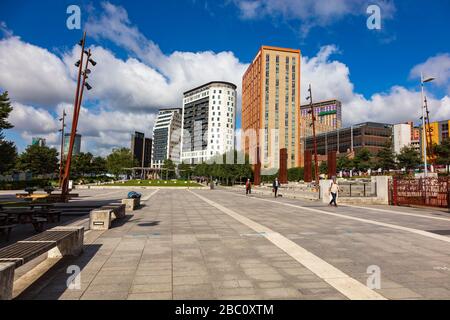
(121, 198, 140, 212)
(0, 226, 84, 300)
(89, 204, 126, 231)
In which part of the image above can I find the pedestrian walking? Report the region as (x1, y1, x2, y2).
(245, 179, 252, 195)
(272, 177, 281, 198)
(329, 177, 340, 207)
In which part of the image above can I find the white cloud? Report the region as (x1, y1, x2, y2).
(8, 101, 156, 156)
(2, 2, 449, 157)
(86, 1, 248, 110)
(301, 46, 450, 126)
(9, 102, 59, 134)
(233, 0, 396, 34)
(0, 37, 75, 107)
(410, 53, 450, 94)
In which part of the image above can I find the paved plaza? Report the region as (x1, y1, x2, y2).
(7, 188, 450, 300)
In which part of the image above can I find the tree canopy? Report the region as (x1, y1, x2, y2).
(0, 91, 17, 174)
(433, 139, 450, 166)
(71, 152, 107, 176)
(106, 148, 136, 178)
(15, 145, 59, 175)
(377, 138, 397, 170)
(190, 150, 253, 185)
(397, 145, 421, 170)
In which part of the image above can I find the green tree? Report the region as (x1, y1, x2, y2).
(287, 167, 304, 182)
(71, 152, 94, 176)
(319, 161, 328, 175)
(91, 156, 107, 176)
(16, 145, 59, 175)
(162, 159, 176, 180)
(0, 91, 17, 174)
(337, 156, 352, 171)
(397, 145, 421, 170)
(0, 91, 13, 131)
(377, 139, 396, 171)
(433, 139, 450, 167)
(106, 148, 136, 178)
(178, 162, 192, 180)
(353, 148, 372, 171)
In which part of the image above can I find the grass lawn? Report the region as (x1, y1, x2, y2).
(106, 179, 203, 187)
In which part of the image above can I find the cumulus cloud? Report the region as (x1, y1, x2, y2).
(1, 1, 449, 157)
(410, 53, 450, 94)
(233, 0, 396, 34)
(0, 36, 75, 106)
(86, 1, 248, 110)
(301, 46, 450, 126)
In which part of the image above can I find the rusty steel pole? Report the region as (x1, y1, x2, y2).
(58, 109, 66, 187)
(61, 32, 87, 199)
(308, 84, 319, 187)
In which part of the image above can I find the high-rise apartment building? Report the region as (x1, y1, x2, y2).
(63, 133, 81, 157)
(300, 99, 342, 136)
(131, 132, 152, 167)
(393, 123, 412, 154)
(299, 99, 342, 165)
(151, 108, 182, 169)
(31, 137, 46, 147)
(242, 46, 301, 169)
(422, 119, 450, 161)
(181, 81, 237, 164)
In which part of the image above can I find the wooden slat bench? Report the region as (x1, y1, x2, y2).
(89, 204, 126, 231)
(0, 226, 84, 300)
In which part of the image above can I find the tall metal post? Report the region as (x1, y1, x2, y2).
(61, 33, 96, 199)
(58, 109, 66, 187)
(308, 84, 319, 186)
(421, 72, 428, 178)
(424, 97, 434, 168)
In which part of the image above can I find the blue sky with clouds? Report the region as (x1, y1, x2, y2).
(1, 0, 449, 155)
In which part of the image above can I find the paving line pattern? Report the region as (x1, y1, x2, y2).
(224, 190, 450, 244)
(190, 190, 386, 300)
(343, 204, 450, 222)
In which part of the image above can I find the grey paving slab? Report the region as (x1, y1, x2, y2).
(18, 187, 450, 300)
(196, 189, 450, 300)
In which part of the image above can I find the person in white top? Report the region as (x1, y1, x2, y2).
(329, 177, 340, 207)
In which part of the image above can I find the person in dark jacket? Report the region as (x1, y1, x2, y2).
(272, 178, 281, 198)
(245, 179, 252, 195)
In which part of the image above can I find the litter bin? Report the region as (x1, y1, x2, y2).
(210, 182, 215, 190)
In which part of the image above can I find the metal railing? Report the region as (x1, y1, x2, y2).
(338, 182, 376, 197)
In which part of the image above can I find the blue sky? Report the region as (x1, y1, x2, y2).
(1, 0, 449, 155)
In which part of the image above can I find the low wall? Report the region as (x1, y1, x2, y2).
(75, 185, 207, 190)
(226, 185, 319, 201)
(320, 176, 392, 205)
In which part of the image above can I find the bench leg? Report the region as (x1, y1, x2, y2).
(89, 210, 112, 230)
(0, 262, 15, 300)
(32, 222, 44, 232)
(48, 226, 84, 258)
(6, 227, 12, 242)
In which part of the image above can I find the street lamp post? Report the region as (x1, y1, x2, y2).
(58, 109, 67, 187)
(60, 32, 97, 200)
(306, 84, 319, 187)
(420, 72, 435, 178)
